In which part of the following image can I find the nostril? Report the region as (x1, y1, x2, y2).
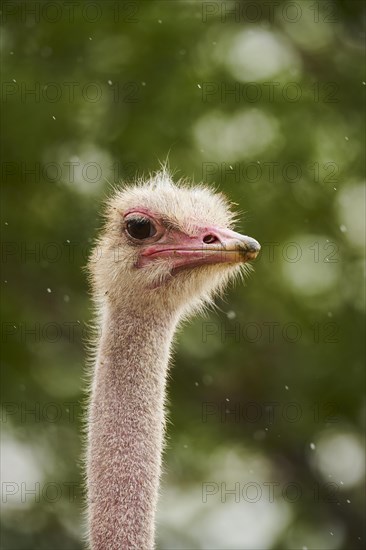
(203, 234, 220, 244)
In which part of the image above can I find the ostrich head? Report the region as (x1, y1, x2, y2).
(89, 171, 260, 317)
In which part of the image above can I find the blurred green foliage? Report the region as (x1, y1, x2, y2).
(1, 1, 365, 549)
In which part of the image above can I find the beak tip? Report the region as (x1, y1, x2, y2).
(238, 238, 261, 261)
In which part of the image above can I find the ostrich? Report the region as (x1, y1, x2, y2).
(86, 170, 260, 550)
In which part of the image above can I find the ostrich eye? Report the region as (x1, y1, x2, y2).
(126, 218, 156, 240)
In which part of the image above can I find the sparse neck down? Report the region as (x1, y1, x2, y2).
(87, 298, 178, 550)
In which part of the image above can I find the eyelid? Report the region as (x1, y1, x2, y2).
(125, 214, 150, 223)
(123, 212, 176, 235)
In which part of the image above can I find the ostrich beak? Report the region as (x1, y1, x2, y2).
(139, 226, 261, 271)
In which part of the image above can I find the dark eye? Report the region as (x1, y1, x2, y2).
(126, 218, 156, 240)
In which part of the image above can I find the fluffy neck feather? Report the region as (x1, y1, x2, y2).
(87, 300, 178, 550)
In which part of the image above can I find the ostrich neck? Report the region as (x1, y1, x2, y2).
(87, 301, 177, 550)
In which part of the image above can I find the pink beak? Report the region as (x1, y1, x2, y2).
(138, 225, 260, 272)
